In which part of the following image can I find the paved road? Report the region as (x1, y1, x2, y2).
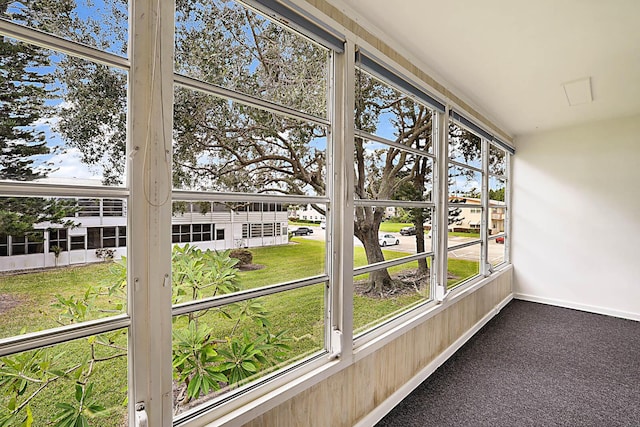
(291, 226, 506, 264)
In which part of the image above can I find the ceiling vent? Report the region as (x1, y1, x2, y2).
(562, 77, 592, 106)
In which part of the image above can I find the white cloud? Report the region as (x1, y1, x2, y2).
(45, 148, 104, 182)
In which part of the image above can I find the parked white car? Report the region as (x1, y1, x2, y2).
(378, 233, 399, 247)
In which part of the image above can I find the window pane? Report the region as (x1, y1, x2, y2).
(353, 206, 433, 267)
(0, 263, 127, 338)
(118, 226, 127, 247)
(446, 206, 482, 240)
(70, 235, 85, 250)
(103, 199, 125, 216)
(11, 237, 26, 255)
(447, 243, 480, 289)
(78, 199, 101, 216)
(489, 176, 506, 202)
(87, 228, 101, 249)
(489, 144, 507, 175)
(489, 236, 506, 267)
(489, 205, 506, 236)
(355, 140, 433, 201)
(449, 121, 481, 168)
(0, 235, 7, 256)
(353, 257, 432, 336)
(355, 70, 434, 154)
(170, 202, 323, 305)
(0, 330, 128, 425)
(174, 0, 328, 117)
(173, 88, 327, 195)
(448, 165, 482, 199)
(172, 284, 325, 414)
(49, 228, 68, 251)
(102, 227, 116, 247)
(2, 0, 128, 57)
(26, 231, 45, 253)
(0, 39, 128, 186)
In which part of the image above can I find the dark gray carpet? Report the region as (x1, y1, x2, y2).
(376, 299, 640, 427)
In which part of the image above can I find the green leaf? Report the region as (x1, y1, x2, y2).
(186, 374, 202, 399)
(241, 361, 257, 372)
(86, 403, 106, 415)
(20, 405, 32, 427)
(75, 415, 89, 427)
(55, 403, 76, 411)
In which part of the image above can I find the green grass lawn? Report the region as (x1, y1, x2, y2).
(449, 231, 480, 238)
(378, 222, 411, 232)
(0, 240, 479, 424)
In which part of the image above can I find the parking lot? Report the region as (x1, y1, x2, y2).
(290, 226, 506, 264)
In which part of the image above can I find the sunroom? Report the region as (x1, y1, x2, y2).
(0, 0, 638, 426)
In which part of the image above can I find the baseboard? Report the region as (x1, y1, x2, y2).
(354, 292, 514, 427)
(514, 293, 640, 322)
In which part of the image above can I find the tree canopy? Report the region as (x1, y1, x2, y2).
(3, 0, 482, 292)
(0, 8, 77, 235)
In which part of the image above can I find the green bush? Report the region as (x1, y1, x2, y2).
(0, 246, 289, 425)
(229, 249, 253, 266)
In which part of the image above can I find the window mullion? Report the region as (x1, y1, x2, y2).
(505, 153, 512, 264)
(128, 0, 174, 424)
(435, 109, 449, 301)
(481, 138, 490, 276)
(329, 37, 355, 360)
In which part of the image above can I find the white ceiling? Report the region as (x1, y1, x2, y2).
(329, 0, 640, 137)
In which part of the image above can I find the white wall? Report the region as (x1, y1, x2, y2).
(512, 114, 640, 320)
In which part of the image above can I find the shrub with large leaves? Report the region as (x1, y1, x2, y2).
(0, 246, 291, 423)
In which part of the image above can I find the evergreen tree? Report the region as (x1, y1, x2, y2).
(0, 33, 75, 236)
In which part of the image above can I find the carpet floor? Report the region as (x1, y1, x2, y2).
(376, 299, 640, 427)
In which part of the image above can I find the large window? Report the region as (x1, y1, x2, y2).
(447, 121, 484, 288)
(0, 1, 513, 425)
(352, 63, 436, 337)
(0, 1, 130, 424)
(488, 143, 509, 266)
(171, 0, 331, 418)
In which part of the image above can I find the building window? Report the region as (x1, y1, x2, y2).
(10, 231, 45, 256)
(250, 224, 263, 238)
(263, 223, 274, 237)
(70, 235, 86, 251)
(49, 229, 68, 251)
(172, 225, 190, 243)
(118, 226, 127, 247)
(0, 234, 9, 256)
(102, 227, 117, 247)
(0, 235, 7, 256)
(216, 229, 225, 240)
(87, 227, 125, 249)
(103, 199, 125, 216)
(77, 199, 101, 217)
(191, 224, 212, 242)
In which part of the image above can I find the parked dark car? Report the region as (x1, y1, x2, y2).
(399, 226, 416, 236)
(291, 227, 314, 236)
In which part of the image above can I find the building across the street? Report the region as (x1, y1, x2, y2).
(0, 199, 289, 272)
